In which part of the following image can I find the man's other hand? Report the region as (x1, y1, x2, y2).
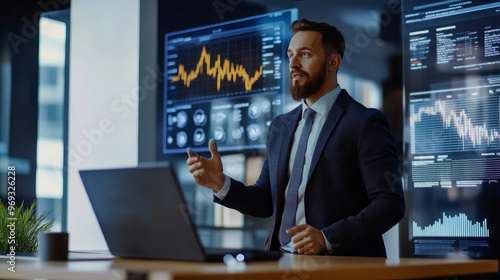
(287, 224, 326, 255)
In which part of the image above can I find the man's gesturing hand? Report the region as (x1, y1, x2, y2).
(287, 224, 326, 255)
(186, 139, 225, 192)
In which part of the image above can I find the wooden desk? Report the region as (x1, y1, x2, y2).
(1, 254, 498, 280)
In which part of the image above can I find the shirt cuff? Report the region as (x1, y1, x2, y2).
(212, 174, 230, 200)
(321, 230, 334, 254)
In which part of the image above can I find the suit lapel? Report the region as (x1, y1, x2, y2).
(307, 90, 351, 183)
(276, 106, 301, 199)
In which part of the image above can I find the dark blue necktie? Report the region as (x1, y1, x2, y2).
(279, 108, 316, 245)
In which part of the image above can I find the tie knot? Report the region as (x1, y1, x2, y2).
(305, 108, 316, 120)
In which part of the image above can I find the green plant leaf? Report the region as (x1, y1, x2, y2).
(0, 200, 55, 253)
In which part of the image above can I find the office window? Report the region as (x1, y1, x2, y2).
(39, 103, 63, 127)
(0, 63, 10, 172)
(39, 66, 58, 86)
(338, 71, 382, 109)
(36, 15, 68, 232)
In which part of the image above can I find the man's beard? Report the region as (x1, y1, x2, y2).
(289, 63, 327, 102)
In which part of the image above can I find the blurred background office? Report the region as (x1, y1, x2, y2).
(0, 0, 404, 256)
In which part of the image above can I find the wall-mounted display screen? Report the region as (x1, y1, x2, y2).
(403, 0, 500, 258)
(162, 9, 297, 154)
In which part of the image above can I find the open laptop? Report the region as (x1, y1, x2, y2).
(79, 162, 282, 262)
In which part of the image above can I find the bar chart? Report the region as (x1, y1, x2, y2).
(413, 212, 489, 237)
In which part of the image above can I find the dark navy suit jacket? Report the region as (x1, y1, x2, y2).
(215, 90, 405, 257)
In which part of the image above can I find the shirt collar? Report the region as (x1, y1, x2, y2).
(301, 85, 342, 119)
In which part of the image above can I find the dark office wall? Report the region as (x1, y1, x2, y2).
(0, 0, 70, 206)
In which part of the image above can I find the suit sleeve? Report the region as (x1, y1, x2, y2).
(213, 158, 274, 218)
(212, 114, 289, 218)
(322, 110, 405, 247)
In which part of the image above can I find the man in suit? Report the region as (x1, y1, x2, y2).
(186, 19, 405, 257)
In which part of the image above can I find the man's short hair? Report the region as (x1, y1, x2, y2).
(290, 19, 345, 58)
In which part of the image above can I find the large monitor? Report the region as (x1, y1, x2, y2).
(161, 9, 297, 154)
(403, 0, 500, 258)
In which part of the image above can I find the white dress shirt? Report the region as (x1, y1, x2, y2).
(215, 85, 342, 253)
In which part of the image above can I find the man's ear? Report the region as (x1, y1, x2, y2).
(328, 53, 342, 72)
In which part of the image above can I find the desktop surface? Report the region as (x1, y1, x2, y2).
(1, 253, 498, 280)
